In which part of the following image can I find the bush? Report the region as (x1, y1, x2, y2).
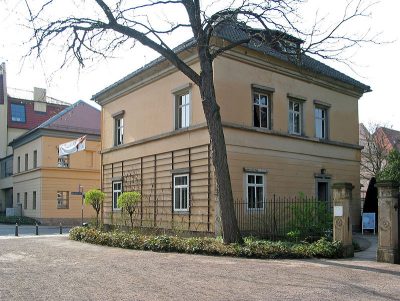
(286, 193, 332, 242)
(0, 215, 40, 225)
(69, 227, 343, 259)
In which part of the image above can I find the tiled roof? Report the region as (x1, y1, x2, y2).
(213, 22, 370, 92)
(9, 100, 101, 147)
(8, 97, 68, 130)
(93, 21, 370, 100)
(36, 100, 100, 135)
(379, 127, 400, 151)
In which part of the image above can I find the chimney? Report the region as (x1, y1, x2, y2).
(33, 87, 46, 102)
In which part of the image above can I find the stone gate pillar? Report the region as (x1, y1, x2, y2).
(376, 180, 399, 264)
(332, 183, 354, 257)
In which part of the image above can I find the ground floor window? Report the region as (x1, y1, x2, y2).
(24, 192, 27, 210)
(113, 181, 122, 210)
(33, 191, 36, 210)
(57, 191, 69, 209)
(246, 173, 265, 209)
(173, 174, 189, 211)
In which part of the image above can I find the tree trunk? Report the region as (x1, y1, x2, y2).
(96, 210, 99, 228)
(198, 56, 242, 244)
(130, 213, 134, 230)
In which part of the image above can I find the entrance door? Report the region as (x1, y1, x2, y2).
(317, 181, 329, 202)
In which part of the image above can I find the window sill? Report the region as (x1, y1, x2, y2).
(173, 209, 189, 214)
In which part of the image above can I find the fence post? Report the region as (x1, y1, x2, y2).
(376, 180, 399, 264)
(332, 183, 354, 258)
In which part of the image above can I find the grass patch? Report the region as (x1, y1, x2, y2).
(0, 215, 40, 225)
(69, 227, 343, 259)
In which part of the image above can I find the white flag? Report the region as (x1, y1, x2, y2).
(58, 135, 86, 157)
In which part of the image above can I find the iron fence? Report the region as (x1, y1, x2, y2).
(234, 195, 333, 241)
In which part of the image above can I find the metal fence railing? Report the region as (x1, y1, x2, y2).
(234, 195, 333, 241)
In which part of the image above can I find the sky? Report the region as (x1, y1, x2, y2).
(0, 0, 399, 128)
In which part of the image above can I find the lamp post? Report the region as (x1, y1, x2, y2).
(79, 184, 84, 226)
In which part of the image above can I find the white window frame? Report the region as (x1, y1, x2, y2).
(175, 91, 191, 129)
(173, 174, 189, 212)
(315, 106, 328, 139)
(253, 90, 271, 129)
(288, 99, 302, 135)
(115, 117, 124, 146)
(113, 181, 123, 210)
(246, 173, 265, 210)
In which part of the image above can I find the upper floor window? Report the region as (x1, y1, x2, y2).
(10, 103, 26, 123)
(246, 173, 265, 209)
(33, 150, 38, 168)
(315, 106, 328, 139)
(25, 153, 28, 171)
(175, 91, 190, 129)
(173, 174, 189, 211)
(58, 155, 69, 168)
(288, 99, 302, 135)
(17, 156, 21, 173)
(115, 117, 124, 146)
(253, 91, 271, 129)
(113, 181, 122, 210)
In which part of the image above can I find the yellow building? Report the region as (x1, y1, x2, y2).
(9, 100, 101, 225)
(93, 23, 370, 233)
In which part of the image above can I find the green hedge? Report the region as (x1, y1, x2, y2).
(0, 215, 40, 225)
(69, 227, 343, 259)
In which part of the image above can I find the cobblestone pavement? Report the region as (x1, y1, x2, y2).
(0, 236, 399, 301)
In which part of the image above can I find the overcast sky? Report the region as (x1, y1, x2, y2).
(0, 0, 399, 129)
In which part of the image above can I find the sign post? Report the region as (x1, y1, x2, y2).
(71, 185, 84, 226)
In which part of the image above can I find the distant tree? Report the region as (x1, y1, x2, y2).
(84, 189, 105, 228)
(377, 149, 400, 183)
(117, 191, 141, 230)
(360, 123, 391, 181)
(25, 0, 379, 243)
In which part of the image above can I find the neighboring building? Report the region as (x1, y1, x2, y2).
(93, 22, 370, 233)
(0, 63, 69, 213)
(9, 100, 101, 225)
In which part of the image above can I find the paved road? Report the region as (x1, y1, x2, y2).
(0, 236, 399, 300)
(0, 224, 71, 236)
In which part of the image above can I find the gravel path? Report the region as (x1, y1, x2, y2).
(0, 236, 399, 301)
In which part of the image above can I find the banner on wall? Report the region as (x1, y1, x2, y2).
(58, 135, 86, 157)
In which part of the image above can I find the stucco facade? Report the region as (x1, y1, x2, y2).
(12, 135, 100, 225)
(95, 36, 367, 233)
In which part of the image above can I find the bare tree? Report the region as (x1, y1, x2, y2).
(23, 0, 377, 243)
(360, 123, 391, 182)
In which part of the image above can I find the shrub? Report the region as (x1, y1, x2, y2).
(69, 227, 343, 259)
(286, 193, 332, 242)
(84, 189, 105, 228)
(117, 191, 141, 229)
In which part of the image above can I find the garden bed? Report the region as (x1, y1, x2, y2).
(69, 227, 343, 259)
